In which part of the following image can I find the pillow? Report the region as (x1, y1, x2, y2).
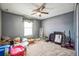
(54, 34, 62, 44)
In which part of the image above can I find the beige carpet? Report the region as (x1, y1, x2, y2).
(27, 40, 75, 56)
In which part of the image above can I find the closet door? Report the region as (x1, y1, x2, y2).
(74, 3, 79, 56)
(76, 3, 79, 56)
(78, 4, 79, 56)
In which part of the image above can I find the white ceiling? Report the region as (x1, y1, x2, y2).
(0, 3, 75, 20)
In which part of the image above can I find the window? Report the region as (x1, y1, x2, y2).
(24, 21, 33, 36)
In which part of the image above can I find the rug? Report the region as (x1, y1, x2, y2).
(27, 40, 75, 56)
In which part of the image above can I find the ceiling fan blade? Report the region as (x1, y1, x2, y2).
(41, 3, 46, 7)
(32, 8, 40, 12)
(32, 3, 46, 13)
(41, 12, 48, 14)
(39, 3, 46, 11)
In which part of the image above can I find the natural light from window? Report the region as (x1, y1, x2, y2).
(24, 21, 33, 36)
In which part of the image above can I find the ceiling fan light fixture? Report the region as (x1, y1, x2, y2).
(36, 12, 42, 17)
(36, 12, 41, 15)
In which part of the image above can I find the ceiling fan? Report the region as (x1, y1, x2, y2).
(32, 3, 49, 17)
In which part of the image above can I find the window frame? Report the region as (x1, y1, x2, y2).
(24, 21, 33, 36)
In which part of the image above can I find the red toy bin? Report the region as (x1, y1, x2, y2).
(10, 45, 26, 56)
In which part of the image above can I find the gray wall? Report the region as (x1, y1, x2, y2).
(2, 12, 40, 38)
(0, 10, 1, 38)
(2, 12, 24, 37)
(42, 12, 74, 42)
(33, 20, 40, 38)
